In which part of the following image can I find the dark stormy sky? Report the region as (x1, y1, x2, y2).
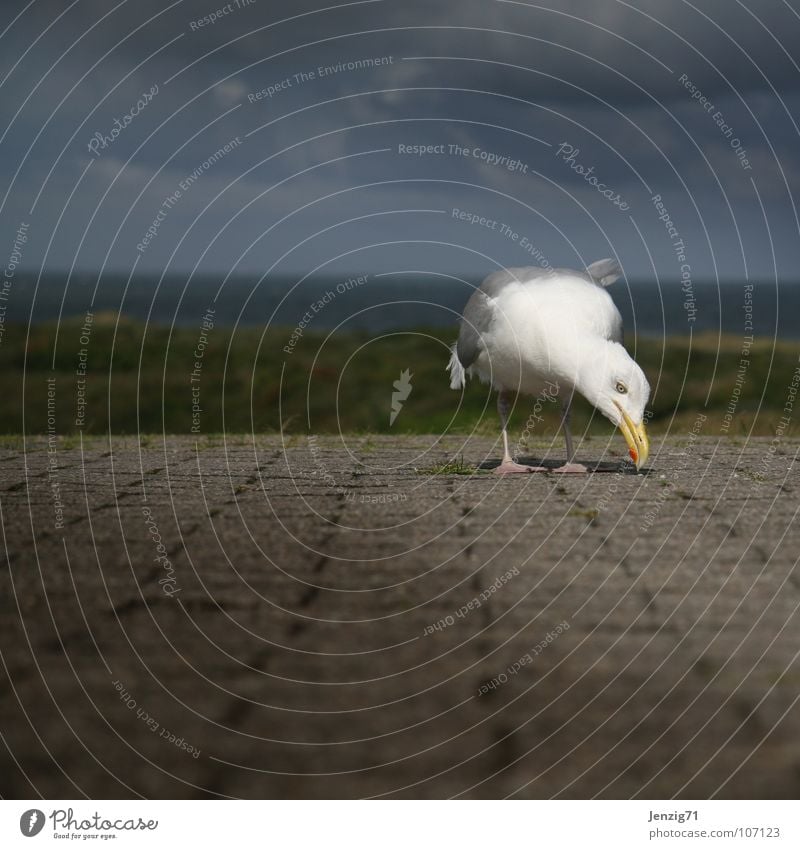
(1, 0, 799, 282)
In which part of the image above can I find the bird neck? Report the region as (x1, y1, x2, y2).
(566, 338, 620, 409)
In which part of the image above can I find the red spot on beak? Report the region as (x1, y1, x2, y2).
(629, 448, 637, 463)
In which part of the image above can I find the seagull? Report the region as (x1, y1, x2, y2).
(447, 259, 650, 474)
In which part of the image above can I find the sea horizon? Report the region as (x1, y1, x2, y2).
(4, 270, 796, 339)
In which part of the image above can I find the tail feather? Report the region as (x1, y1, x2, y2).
(446, 343, 466, 389)
(586, 258, 622, 286)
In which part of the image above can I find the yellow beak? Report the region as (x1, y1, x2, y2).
(615, 403, 649, 471)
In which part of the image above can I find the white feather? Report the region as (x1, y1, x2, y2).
(446, 343, 465, 389)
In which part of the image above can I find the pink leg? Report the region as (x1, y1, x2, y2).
(494, 391, 548, 474)
(495, 459, 553, 474)
(552, 395, 588, 473)
(552, 462, 589, 474)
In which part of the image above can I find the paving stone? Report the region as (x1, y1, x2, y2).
(1, 435, 799, 798)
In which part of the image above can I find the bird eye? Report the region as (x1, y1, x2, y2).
(615, 381, 628, 394)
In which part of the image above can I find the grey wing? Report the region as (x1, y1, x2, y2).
(484, 266, 553, 295)
(456, 267, 552, 367)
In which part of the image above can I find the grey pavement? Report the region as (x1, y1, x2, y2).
(1, 434, 799, 799)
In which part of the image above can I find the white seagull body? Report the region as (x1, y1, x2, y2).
(447, 260, 651, 474)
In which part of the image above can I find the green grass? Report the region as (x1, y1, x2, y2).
(567, 507, 600, 523)
(415, 456, 483, 475)
(1, 315, 798, 436)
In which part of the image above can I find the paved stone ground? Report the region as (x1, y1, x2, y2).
(1, 434, 799, 799)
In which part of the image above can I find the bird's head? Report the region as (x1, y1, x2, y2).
(578, 342, 651, 470)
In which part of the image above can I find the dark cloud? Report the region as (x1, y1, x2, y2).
(16, 0, 799, 99)
(0, 0, 797, 281)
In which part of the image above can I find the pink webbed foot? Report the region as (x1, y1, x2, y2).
(493, 460, 549, 475)
(552, 462, 589, 474)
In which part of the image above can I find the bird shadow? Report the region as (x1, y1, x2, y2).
(478, 457, 652, 476)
